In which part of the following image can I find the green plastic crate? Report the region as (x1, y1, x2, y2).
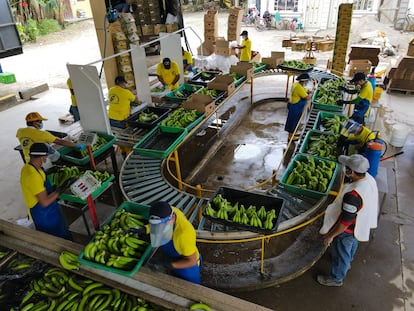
(59, 132, 116, 165)
(48, 171, 115, 204)
(312, 89, 343, 112)
(280, 153, 339, 200)
(252, 62, 268, 74)
(313, 111, 348, 134)
(0, 72, 16, 84)
(77, 201, 152, 277)
(133, 125, 187, 159)
(165, 84, 203, 101)
(299, 130, 339, 161)
(226, 72, 245, 87)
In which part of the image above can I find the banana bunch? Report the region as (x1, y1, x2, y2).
(284, 156, 336, 193)
(77, 135, 108, 158)
(314, 77, 347, 106)
(320, 114, 346, 134)
(304, 132, 338, 160)
(59, 251, 81, 270)
(190, 302, 211, 311)
(159, 108, 199, 128)
(83, 169, 111, 182)
(207, 194, 278, 231)
(53, 166, 80, 187)
(82, 208, 149, 271)
(18, 267, 162, 311)
(7, 256, 35, 272)
(138, 111, 159, 123)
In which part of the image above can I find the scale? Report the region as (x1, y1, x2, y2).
(75, 132, 100, 230)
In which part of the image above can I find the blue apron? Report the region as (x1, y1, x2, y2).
(284, 98, 307, 133)
(160, 239, 202, 284)
(29, 167, 72, 240)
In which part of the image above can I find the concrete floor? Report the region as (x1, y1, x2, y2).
(1, 12, 414, 311)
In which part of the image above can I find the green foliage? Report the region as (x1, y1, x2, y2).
(38, 18, 61, 35)
(16, 22, 29, 43)
(24, 19, 39, 42)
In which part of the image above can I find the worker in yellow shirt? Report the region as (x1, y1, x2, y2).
(16, 112, 85, 165)
(182, 48, 193, 74)
(108, 76, 141, 129)
(157, 57, 180, 90)
(338, 116, 377, 155)
(235, 30, 252, 62)
(67, 78, 80, 122)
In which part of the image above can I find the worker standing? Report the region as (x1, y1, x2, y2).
(182, 48, 193, 74)
(156, 58, 181, 90)
(108, 75, 141, 129)
(147, 201, 202, 284)
(20, 143, 73, 240)
(284, 73, 313, 141)
(16, 112, 85, 165)
(67, 78, 80, 122)
(338, 72, 373, 123)
(235, 30, 252, 62)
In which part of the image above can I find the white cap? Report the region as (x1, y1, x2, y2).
(338, 154, 370, 173)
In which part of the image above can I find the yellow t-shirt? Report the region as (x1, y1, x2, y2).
(20, 163, 46, 209)
(67, 78, 77, 107)
(156, 61, 180, 89)
(347, 126, 376, 144)
(289, 82, 308, 104)
(16, 127, 56, 163)
(359, 81, 373, 104)
(240, 38, 252, 61)
(182, 51, 193, 67)
(108, 85, 135, 121)
(172, 207, 199, 260)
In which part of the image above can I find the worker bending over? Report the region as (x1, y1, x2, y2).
(157, 58, 180, 90)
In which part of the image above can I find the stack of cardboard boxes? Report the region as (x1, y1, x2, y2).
(348, 45, 380, 67)
(197, 10, 218, 56)
(227, 7, 243, 42)
(386, 55, 414, 91)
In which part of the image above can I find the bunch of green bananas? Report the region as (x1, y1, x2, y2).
(53, 166, 80, 187)
(314, 77, 347, 106)
(304, 133, 339, 160)
(83, 170, 111, 182)
(82, 208, 149, 271)
(6, 256, 35, 272)
(77, 135, 108, 158)
(59, 251, 80, 270)
(281, 60, 314, 70)
(138, 112, 159, 123)
(198, 88, 219, 98)
(284, 156, 336, 193)
(206, 195, 278, 230)
(160, 108, 199, 128)
(320, 115, 347, 134)
(18, 267, 162, 311)
(172, 86, 198, 98)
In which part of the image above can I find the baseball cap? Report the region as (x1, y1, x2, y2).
(338, 154, 370, 173)
(350, 72, 366, 83)
(297, 73, 311, 81)
(240, 30, 248, 36)
(29, 143, 49, 157)
(26, 112, 48, 122)
(115, 76, 126, 84)
(150, 201, 172, 219)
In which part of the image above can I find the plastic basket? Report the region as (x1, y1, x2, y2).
(70, 172, 101, 200)
(312, 89, 343, 112)
(225, 72, 245, 87)
(299, 130, 339, 161)
(133, 126, 187, 159)
(77, 201, 152, 277)
(280, 154, 339, 200)
(165, 84, 204, 101)
(188, 71, 221, 86)
(59, 132, 116, 165)
(160, 109, 205, 131)
(277, 63, 314, 73)
(126, 107, 171, 129)
(203, 187, 285, 234)
(252, 62, 268, 74)
(0, 72, 16, 84)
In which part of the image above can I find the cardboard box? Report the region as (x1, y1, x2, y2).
(303, 57, 317, 65)
(348, 59, 372, 77)
(197, 41, 216, 56)
(166, 23, 179, 33)
(388, 79, 414, 90)
(251, 51, 261, 62)
(230, 62, 253, 80)
(317, 40, 335, 52)
(228, 14, 243, 23)
(153, 24, 166, 35)
(229, 7, 243, 18)
(216, 47, 232, 56)
(204, 10, 218, 23)
(182, 94, 215, 115)
(205, 28, 218, 37)
(204, 19, 218, 30)
(271, 51, 285, 59)
(207, 75, 236, 95)
(408, 43, 414, 57)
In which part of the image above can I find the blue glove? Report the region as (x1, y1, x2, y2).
(75, 143, 86, 151)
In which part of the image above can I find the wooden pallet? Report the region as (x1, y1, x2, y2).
(386, 88, 414, 95)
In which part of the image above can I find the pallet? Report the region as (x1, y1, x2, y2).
(386, 88, 414, 95)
